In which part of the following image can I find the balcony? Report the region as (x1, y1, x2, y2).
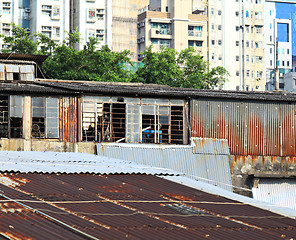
(150, 29, 172, 39)
(188, 30, 203, 41)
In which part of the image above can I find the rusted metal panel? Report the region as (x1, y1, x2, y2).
(59, 97, 77, 142)
(192, 99, 296, 158)
(0, 173, 296, 239)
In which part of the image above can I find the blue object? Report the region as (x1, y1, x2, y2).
(142, 130, 162, 143)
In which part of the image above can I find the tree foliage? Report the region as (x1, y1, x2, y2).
(133, 46, 229, 89)
(0, 24, 229, 89)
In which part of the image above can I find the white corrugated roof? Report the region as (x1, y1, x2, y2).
(0, 150, 182, 176)
(252, 178, 296, 211)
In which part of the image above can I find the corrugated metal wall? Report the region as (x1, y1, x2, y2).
(252, 179, 296, 210)
(96, 138, 232, 191)
(59, 97, 77, 142)
(191, 99, 296, 157)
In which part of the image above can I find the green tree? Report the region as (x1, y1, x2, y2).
(42, 33, 131, 81)
(1, 23, 37, 54)
(133, 46, 229, 89)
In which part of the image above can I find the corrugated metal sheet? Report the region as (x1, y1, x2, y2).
(0, 151, 180, 176)
(96, 138, 232, 191)
(59, 97, 77, 142)
(191, 99, 296, 157)
(252, 179, 296, 210)
(1, 173, 296, 240)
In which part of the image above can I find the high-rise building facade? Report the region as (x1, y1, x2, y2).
(112, 0, 149, 61)
(72, 0, 112, 49)
(208, 0, 265, 91)
(138, 0, 265, 91)
(30, 0, 70, 44)
(137, 0, 208, 60)
(0, 0, 146, 60)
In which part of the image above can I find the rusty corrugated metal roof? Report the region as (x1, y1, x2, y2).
(0, 173, 296, 239)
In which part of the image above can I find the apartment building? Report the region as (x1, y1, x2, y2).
(0, 0, 27, 49)
(30, 0, 70, 44)
(0, 0, 146, 58)
(72, 0, 112, 49)
(265, 0, 293, 91)
(208, 0, 265, 91)
(112, 0, 149, 61)
(137, 0, 208, 60)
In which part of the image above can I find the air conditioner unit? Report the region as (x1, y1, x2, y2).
(25, 8, 31, 13)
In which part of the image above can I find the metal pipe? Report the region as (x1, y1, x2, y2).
(0, 193, 100, 240)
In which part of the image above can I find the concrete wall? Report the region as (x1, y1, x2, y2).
(0, 139, 96, 154)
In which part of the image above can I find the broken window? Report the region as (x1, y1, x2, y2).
(32, 97, 59, 138)
(142, 105, 170, 143)
(82, 98, 126, 142)
(82, 97, 187, 144)
(10, 96, 23, 138)
(0, 96, 9, 138)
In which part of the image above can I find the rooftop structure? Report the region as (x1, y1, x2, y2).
(0, 151, 296, 239)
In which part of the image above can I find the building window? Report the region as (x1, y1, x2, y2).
(211, 8, 214, 14)
(287, 49, 290, 54)
(270, 60, 272, 66)
(270, 36, 272, 41)
(255, 26, 262, 34)
(235, 11, 239, 16)
(282, 61, 285, 66)
(212, 40, 215, 45)
(255, 0, 261, 3)
(152, 39, 158, 44)
(188, 26, 202, 37)
(32, 97, 59, 139)
(270, 48, 272, 53)
(256, 56, 263, 63)
(246, 41, 249, 47)
(218, 40, 222, 45)
(218, 25, 222, 30)
(236, 71, 239, 76)
(218, 10, 222, 15)
(246, 55, 249, 62)
(160, 39, 170, 48)
(87, 9, 96, 22)
(246, 70, 250, 77)
(212, 24, 214, 30)
(257, 71, 263, 78)
(255, 12, 262, 19)
(287, 61, 290, 67)
(82, 98, 186, 144)
(236, 56, 239, 61)
(236, 41, 239, 46)
(236, 26, 239, 31)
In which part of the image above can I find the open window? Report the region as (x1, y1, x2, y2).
(82, 97, 187, 144)
(142, 105, 170, 143)
(0, 96, 9, 138)
(99, 103, 126, 142)
(82, 99, 126, 142)
(32, 97, 59, 138)
(10, 96, 23, 138)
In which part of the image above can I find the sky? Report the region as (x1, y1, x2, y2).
(275, 2, 296, 55)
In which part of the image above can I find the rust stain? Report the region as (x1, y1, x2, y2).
(97, 194, 189, 230)
(0, 232, 30, 240)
